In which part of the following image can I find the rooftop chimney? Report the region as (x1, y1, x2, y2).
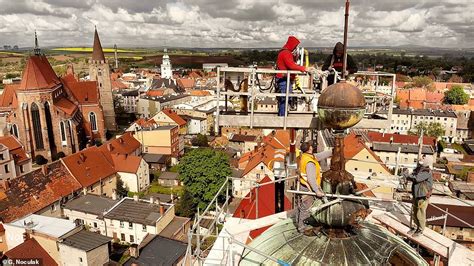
(41, 165, 48, 176)
(107, 143, 114, 151)
(133, 195, 139, 202)
(149, 196, 154, 204)
(112, 190, 117, 200)
(1, 178, 10, 190)
(79, 153, 86, 162)
(159, 205, 165, 216)
(129, 244, 140, 258)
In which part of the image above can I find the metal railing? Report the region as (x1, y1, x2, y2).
(214, 67, 396, 131)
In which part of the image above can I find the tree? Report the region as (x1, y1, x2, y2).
(35, 155, 48, 165)
(412, 76, 433, 90)
(178, 148, 231, 210)
(175, 189, 197, 218)
(409, 122, 444, 139)
(116, 178, 128, 198)
(191, 134, 209, 147)
(443, 85, 469, 105)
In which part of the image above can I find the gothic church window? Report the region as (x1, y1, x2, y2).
(10, 124, 19, 138)
(31, 103, 44, 149)
(60, 121, 67, 146)
(89, 112, 98, 131)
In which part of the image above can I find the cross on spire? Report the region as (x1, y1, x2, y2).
(34, 30, 41, 55)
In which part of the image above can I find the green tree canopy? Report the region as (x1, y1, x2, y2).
(191, 134, 209, 147)
(409, 122, 444, 139)
(175, 189, 197, 218)
(443, 85, 469, 105)
(411, 76, 433, 89)
(116, 178, 128, 198)
(178, 148, 231, 210)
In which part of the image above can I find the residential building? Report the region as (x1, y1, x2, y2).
(236, 131, 289, 198)
(182, 115, 207, 135)
(132, 125, 182, 163)
(228, 133, 258, 153)
(378, 108, 458, 142)
(103, 197, 175, 245)
(137, 95, 190, 118)
(0, 161, 82, 223)
(3, 238, 57, 266)
(61, 146, 117, 198)
(119, 89, 140, 113)
(255, 97, 278, 113)
(124, 235, 187, 266)
(111, 153, 150, 192)
(89, 27, 116, 131)
(152, 109, 187, 135)
(0, 136, 31, 179)
(177, 78, 195, 91)
(157, 171, 180, 187)
(58, 229, 111, 266)
(63, 194, 119, 234)
(371, 143, 436, 173)
(104, 132, 142, 156)
(159, 216, 191, 243)
(142, 153, 170, 171)
(3, 214, 80, 264)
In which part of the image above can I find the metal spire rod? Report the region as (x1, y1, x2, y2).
(341, 0, 350, 80)
(34, 30, 41, 55)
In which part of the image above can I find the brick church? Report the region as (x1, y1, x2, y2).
(0, 29, 116, 160)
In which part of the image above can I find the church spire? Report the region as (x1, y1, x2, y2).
(34, 30, 41, 55)
(92, 26, 105, 62)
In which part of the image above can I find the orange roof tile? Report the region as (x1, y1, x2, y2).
(189, 90, 211, 96)
(162, 109, 187, 126)
(0, 84, 19, 109)
(111, 154, 142, 173)
(146, 90, 164, 97)
(133, 118, 157, 129)
(0, 161, 82, 223)
(344, 133, 390, 173)
(0, 135, 29, 164)
(367, 131, 436, 147)
(62, 76, 99, 105)
(19, 55, 60, 90)
(111, 80, 128, 90)
(61, 146, 116, 187)
(102, 132, 141, 155)
(54, 97, 78, 115)
(5, 238, 57, 266)
(177, 78, 195, 89)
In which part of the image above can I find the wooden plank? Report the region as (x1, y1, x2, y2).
(373, 214, 449, 258)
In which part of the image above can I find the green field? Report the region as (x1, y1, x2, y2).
(51, 47, 142, 53)
(0, 51, 25, 56)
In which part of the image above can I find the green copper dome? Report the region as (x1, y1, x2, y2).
(240, 218, 427, 265)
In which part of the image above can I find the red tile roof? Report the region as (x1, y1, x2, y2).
(233, 175, 291, 220)
(0, 84, 19, 109)
(367, 131, 436, 147)
(189, 90, 211, 96)
(239, 130, 290, 176)
(0, 161, 82, 223)
(133, 118, 157, 129)
(111, 80, 128, 90)
(5, 238, 57, 266)
(19, 55, 60, 90)
(62, 75, 99, 105)
(61, 146, 116, 188)
(0, 135, 29, 164)
(54, 97, 78, 115)
(177, 78, 195, 89)
(111, 154, 142, 173)
(146, 90, 164, 97)
(344, 133, 391, 173)
(162, 109, 187, 126)
(103, 132, 141, 155)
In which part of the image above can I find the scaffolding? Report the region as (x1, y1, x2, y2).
(214, 67, 396, 131)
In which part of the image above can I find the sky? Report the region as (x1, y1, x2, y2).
(0, 0, 472, 49)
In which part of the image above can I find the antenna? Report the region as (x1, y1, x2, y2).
(34, 30, 41, 55)
(342, 0, 350, 80)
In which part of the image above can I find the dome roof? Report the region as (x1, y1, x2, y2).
(240, 219, 427, 265)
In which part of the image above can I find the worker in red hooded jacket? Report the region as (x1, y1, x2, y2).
(276, 36, 314, 116)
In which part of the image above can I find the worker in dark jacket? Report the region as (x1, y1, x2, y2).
(404, 156, 433, 236)
(276, 36, 314, 116)
(322, 42, 358, 84)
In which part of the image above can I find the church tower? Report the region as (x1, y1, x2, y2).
(89, 27, 116, 131)
(161, 48, 172, 79)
